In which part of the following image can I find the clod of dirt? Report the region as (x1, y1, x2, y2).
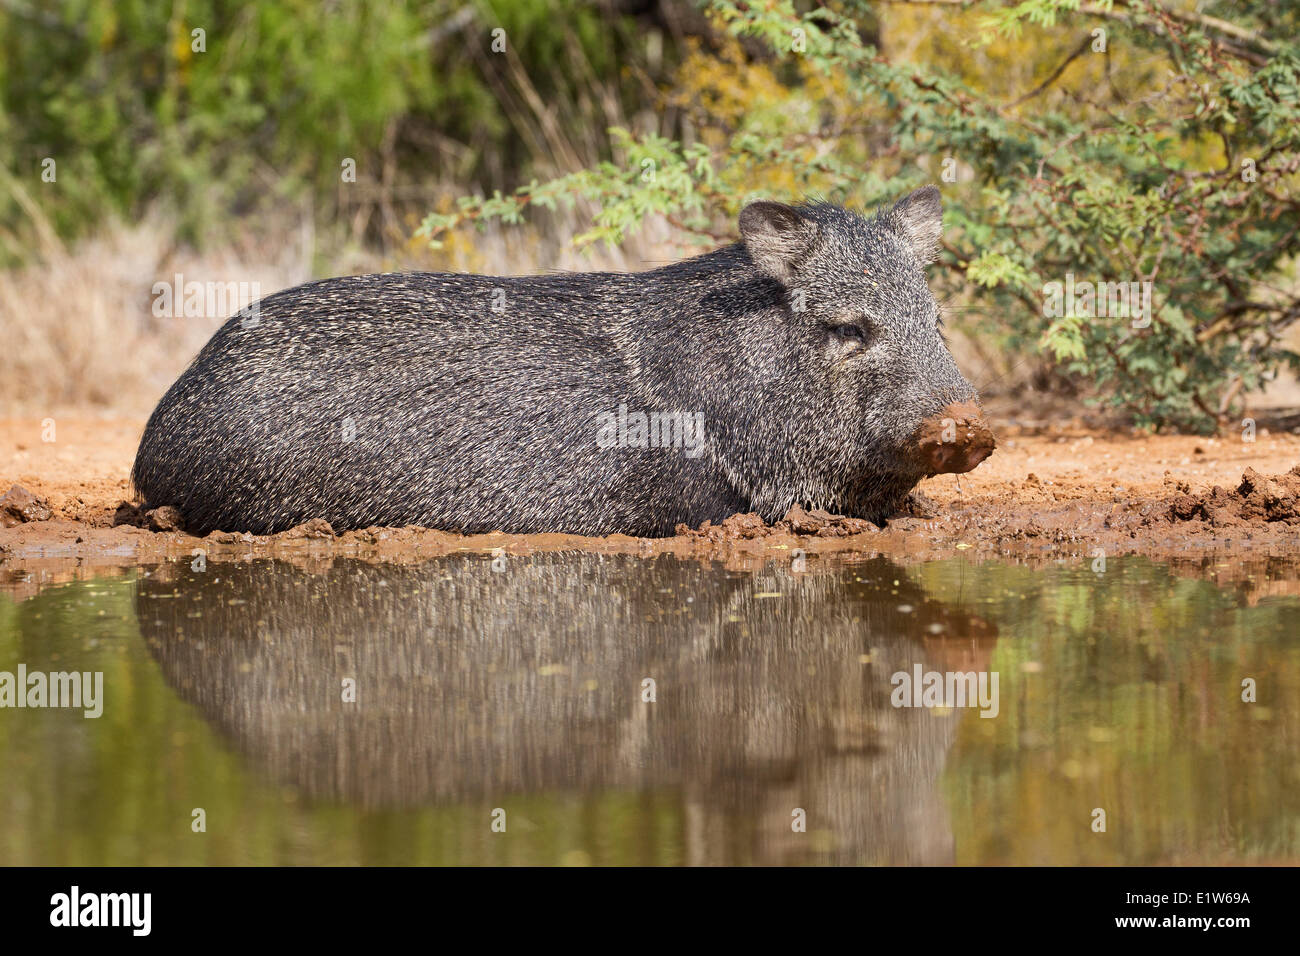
(777, 504, 879, 536)
(145, 506, 185, 532)
(206, 529, 255, 544)
(675, 512, 771, 541)
(113, 501, 146, 527)
(1168, 466, 1300, 527)
(675, 505, 880, 541)
(0, 485, 53, 527)
(911, 403, 996, 476)
(898, 491, 941, 519)
(277, 518, 336, 540)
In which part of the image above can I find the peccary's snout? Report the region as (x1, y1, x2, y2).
(910, 401, 996, 476)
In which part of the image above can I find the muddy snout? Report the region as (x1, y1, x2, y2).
(910, 402, 996, 476)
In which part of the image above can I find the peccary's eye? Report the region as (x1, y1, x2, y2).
(831, 323, 867, 344)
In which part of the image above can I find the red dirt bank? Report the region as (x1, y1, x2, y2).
(2, 415, 1299, 577)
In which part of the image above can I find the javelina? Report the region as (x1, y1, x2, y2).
(132, 185, 994, 536)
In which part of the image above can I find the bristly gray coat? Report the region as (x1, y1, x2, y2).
(132, 186, 994, 535)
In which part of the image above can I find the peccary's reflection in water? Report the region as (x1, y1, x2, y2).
(137, 553, 998, 864)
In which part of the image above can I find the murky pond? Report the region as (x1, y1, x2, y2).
(0, 551, 1296, 865)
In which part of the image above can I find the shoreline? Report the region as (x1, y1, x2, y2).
(3, 414, 1299, 591)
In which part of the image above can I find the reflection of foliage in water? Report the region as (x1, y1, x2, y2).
(936, 558, 1300, 864)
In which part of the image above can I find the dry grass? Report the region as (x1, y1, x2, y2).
(0, 211, 314, 414)
(0, 197, 682, 416)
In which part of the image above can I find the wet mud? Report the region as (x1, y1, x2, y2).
(2, 417, 1299, 593)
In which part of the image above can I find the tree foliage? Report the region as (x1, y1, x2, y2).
(423, 0, 1300, 430)
(0, 0, 661, 256)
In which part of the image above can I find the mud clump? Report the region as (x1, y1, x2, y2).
(112, 502, 145, 527)
(897, 490, 941, 519)
(911, 403, 996, 476)
(675, 513, 769, 541)
(277, 518, 336, 540)
(780, 505, 881, 536)
(675, 505, 880, 541)
(111, 502, 184, 531)
(146, 506, 185, 532)
(1168, 466, 1300, 527)
(205, 529, 256, 544)
(0, 486, 52, 527)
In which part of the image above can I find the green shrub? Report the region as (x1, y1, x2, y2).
(0, 0, 661, 259)
(424, 0, 1300, 431)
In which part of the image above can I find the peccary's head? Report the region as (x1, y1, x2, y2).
(667, 186, 994, 522)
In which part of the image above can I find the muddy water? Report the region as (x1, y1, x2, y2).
(0, 551, 1296, 865)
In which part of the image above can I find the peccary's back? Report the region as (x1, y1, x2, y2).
(132, 271, 742, 535)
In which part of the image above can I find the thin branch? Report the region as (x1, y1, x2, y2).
(1009, 34, 1094, 108)
(868, 0, 1277, 60)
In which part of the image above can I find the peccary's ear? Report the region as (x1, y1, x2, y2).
(739, 201, 817, 283)
(887, 185, 943, 264)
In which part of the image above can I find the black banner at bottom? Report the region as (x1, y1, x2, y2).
(0, 865, 1283, 942)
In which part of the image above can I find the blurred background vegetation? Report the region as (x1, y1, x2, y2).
(0, 0, 684, 261)
(1, 0, 1298, 428)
